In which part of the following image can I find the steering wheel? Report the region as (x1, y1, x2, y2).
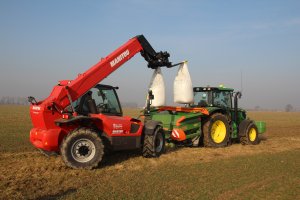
(97, 103, 110, 113)
(97, 103, 106, 109)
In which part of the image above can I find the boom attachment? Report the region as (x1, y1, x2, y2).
(136, 35, 172, 69)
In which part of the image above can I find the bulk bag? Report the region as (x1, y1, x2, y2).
(173, 61, 194, 104)
(148, 67, 166, 107)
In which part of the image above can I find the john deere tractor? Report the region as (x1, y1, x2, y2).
(146, 86, 266, 147)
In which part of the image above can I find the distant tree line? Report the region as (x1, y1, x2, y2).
(0, 96, 29, 105)
(285, 104, 294, 112)
(252, 104, 297, 112)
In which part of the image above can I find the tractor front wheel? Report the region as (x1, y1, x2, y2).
(239, 121, 260, 145)
(203, 113, 230, 147)
(142, 126, 165, 158)
(60, 128, 104, 169)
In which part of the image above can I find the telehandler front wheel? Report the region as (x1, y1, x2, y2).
(142, 126, 165, 158)
(60, 128, 104, 169)
(203, 113, 230, 147)
(239, 120, 260, 145)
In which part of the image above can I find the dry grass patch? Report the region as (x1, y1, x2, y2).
(0, 106, 300, 199)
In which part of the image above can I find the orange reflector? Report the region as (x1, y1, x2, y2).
(171, 129, 186, 141)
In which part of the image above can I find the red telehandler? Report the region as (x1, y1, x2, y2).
(28, 35, 172, 169)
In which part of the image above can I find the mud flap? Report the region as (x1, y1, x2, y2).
(144, 120, 162, 135)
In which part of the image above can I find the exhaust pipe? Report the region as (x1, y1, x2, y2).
(234, 92, 242, 124)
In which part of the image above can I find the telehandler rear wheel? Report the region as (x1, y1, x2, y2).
(239, 121, 260, 145)
(203, 113, 230, 147)
(60, 128, 104, 169)
(142, 126, 165, 158)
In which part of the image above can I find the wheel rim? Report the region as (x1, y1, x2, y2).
(71, 138, 96, 163)
(155, 131, 163, 153)
(211, 120, 226, 143)
(249, 128, 257, 142)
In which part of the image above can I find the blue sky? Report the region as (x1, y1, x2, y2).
(1, 0, 300, 110)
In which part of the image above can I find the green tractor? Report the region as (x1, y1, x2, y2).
(145, 86, 266, 148)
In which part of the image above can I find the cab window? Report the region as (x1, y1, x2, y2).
(73, 86, 122, 116)
(213, 91, 232, 108)
(193, 91, 209, 107)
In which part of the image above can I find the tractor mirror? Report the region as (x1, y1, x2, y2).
(238, 92, 242, 98)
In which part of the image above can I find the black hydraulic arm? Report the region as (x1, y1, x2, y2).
(136, 35, 172, 69)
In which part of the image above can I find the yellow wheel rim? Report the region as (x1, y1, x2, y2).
(249, 128, 257, 142)
(211, 120, 226, 143)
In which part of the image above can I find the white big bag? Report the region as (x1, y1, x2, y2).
(174, 61, 194, 104)
(147, 67, 166, 107)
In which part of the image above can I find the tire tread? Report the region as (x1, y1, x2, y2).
(60, 127, 104, 169)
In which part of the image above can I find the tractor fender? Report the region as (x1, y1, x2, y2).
(144, 120, 162, 135)
(238, 119, 253, 136)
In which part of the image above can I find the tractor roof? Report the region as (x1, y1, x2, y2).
(193, 86, 234, 92)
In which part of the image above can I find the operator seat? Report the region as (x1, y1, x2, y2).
(198, 100, 208, 107)
(77, 91, 98, 115)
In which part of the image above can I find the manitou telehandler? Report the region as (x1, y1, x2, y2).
(28, 35, 173, 169)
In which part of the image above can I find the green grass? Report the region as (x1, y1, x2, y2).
(0, 105, 34, 152)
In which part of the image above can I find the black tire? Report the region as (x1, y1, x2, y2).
(60, 128, 104, 169)
(239, 120, 260, 145)
(142, 126, 165, 158)
(203, 113, 230, 147)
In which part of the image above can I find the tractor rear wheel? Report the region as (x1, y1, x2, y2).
(142, 126, 165, 158)
(203, 113, 230, 147)
(239, 121, 260, 145)
(60, 128, 104, 169)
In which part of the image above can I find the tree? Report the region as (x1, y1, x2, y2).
(285, 104, 293, 112)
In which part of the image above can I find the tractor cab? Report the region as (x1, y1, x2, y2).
(193, 86, 234, 109)
(71, 84, 122, 116)
(192, 86, 247, 125)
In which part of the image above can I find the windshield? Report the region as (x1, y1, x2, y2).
(213, 91, 232, 108)
(193, 90, 232, 108)
(73, 85, 122, 116)
(193, 91, 209, 107)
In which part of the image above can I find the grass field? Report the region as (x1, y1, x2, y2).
(0, 105, 299, 199)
